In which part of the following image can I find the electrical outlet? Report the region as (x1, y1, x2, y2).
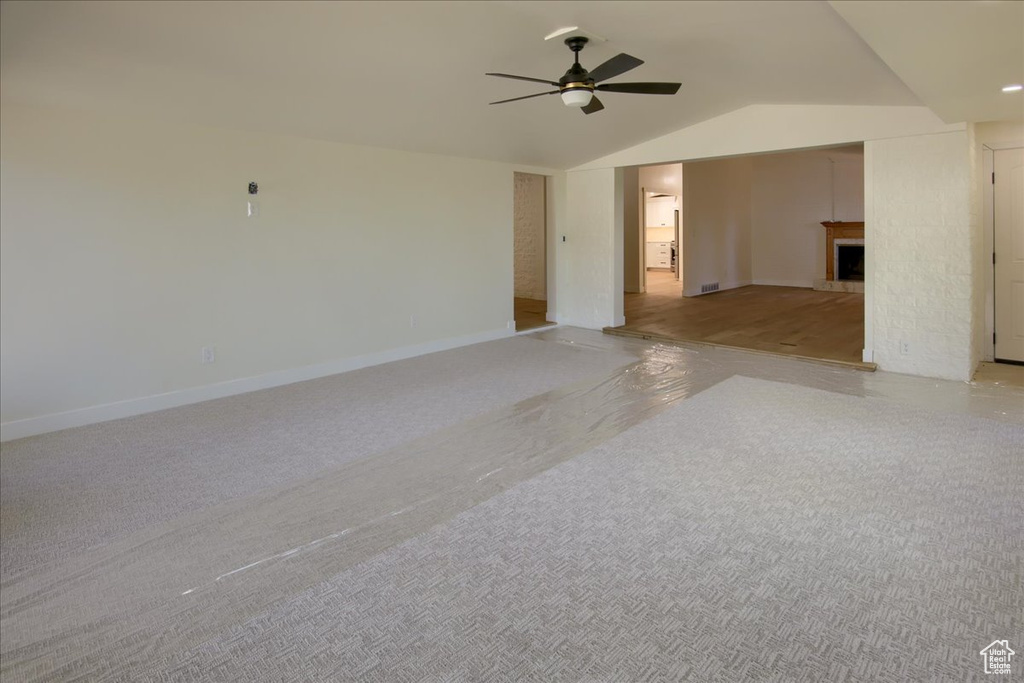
(409, 314, 418, 329)
(899, 340, 910, 356)
(508, 320, 515, 330)
(201, 346, 216, 364)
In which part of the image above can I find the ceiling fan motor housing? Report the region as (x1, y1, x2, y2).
(559, 37, 595, 94)
(559, 64, 594, 93)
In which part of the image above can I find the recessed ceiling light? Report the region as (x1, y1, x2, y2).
(1002, 84, 1023, 92)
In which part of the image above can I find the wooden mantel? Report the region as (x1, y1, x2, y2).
(821, 221, 864, 281)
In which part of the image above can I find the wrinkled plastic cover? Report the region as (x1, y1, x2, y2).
(1, 328, 1020, 679)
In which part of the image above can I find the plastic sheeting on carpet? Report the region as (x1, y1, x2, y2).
(1, 329, 1021, 680)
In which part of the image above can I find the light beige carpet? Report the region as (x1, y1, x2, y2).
(0, 335, 639, 575)
(2, 365, 1021, 681)
(158, 375, 1022, 682)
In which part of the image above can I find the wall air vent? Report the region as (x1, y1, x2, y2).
(700, 282, 720, 294)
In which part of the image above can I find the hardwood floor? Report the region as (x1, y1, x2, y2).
(610, 271, 867, 367)
(514, 297, 554, 332)
(973, 361, 1024, 388)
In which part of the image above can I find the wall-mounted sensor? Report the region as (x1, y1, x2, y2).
(248, 182, 258, 195)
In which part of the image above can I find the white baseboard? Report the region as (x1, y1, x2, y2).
(552, 315, 600, 330)
(516, 323, 561, 336)
(752, 278, 814, 289)
(1, 327, 514, 442)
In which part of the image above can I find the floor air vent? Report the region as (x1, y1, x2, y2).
(700, 282, 720, 294)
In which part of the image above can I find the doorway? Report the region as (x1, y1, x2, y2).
(614, 145, 870, 369)
(638, 166, 679, 294)
(993, 147, 1024, 363)
(513, 172, 553, 332)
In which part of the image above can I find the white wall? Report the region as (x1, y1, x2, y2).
(974, 121, 1024, 148)
(513, 172, 546, 300)
(967, 123, 983, 373)
(0, 102, 559, 439)
(865, 130, 976, 380)
(750, 148, 864, 288)
(638, 149, 865, 294)
(638, 164, 683, 196)
(622, 167, 642, 293)
(558, 168, 619, 328)
(573, 104, 960, 171)
(546, 174, 566, 323)
(681, 157, 753, 296)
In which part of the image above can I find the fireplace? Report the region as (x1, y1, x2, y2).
(835, 240, 865, 281)
(814, 221, 865, 293)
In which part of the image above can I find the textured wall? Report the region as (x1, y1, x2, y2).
(562, 169, 618, 328)
(513, 172, 546, 300)
(967, 124, 983, 372)
(866, 131, 975, 380)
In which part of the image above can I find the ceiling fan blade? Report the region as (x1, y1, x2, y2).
(596, 82, 681, 95)
(489, 90, 560, 105)
(485, 72, 560, 87)
(581, 95, 605, 115)
(587, 53, 644, 83)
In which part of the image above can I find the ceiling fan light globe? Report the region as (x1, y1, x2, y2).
(560, 89, 594, 107)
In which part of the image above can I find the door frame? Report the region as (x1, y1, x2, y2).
(640, 185, 647, 293)
(984, 143, 1024, 362)
(511, 171, 551, 330)
(674, 207, 681, 281)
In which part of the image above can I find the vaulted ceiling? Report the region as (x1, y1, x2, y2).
(1, 1, 1019, 169)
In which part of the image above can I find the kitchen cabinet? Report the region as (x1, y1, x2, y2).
(646, 196, 677, 228)
(646, 241, 672, 269)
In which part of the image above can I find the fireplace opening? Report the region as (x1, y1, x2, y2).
(837, 245, 864, 281)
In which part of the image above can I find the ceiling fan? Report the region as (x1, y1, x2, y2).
(486, 36, 681, 115)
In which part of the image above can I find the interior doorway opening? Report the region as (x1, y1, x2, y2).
(513, 172, 554, 333)
(992, 147, 1024, 364)
(613, 144, 870, 369)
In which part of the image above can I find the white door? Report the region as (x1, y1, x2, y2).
(994, 148, 1024, 362)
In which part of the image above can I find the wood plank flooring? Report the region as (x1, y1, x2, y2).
(514, 297, 554, 332)
(610, 271, 866, 366)
(973, 361, 1024, 388)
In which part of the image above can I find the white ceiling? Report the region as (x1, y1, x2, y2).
(830, 0, 1024, 125)
(0, 1, 1015, 169)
